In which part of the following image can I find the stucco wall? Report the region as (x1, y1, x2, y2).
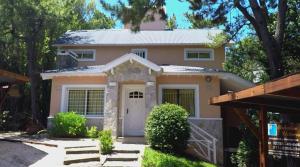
(49, 76, 107, 116)
(156, 75, 221, 118)
(62, 45, 225, 69)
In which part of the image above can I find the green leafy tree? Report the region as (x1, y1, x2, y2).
(0, 0, 115, 128)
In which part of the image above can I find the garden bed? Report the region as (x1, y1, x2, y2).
(142, 147, 216, 167)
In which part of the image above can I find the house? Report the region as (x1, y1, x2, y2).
(40, 15, 253, 165)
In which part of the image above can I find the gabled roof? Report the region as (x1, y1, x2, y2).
(54, 29, 223, 46)
(102, 53, 162, 72)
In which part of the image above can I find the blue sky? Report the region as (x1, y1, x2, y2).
(96, 0, 192, 29)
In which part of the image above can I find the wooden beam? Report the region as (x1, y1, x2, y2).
(210, 74, 300, 106)
(259, 107, 268, 167)
(232, 108, 259, 139)
(0, 70, 29, 83)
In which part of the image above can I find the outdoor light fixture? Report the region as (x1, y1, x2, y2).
(205, 76, 212, 83)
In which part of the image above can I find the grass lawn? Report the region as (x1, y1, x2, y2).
(142, 147, 216, 167)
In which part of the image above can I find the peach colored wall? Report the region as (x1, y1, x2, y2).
(63, 45, 225, 69)
(157, 75, 221, 118)
(49, 76, 107, 116)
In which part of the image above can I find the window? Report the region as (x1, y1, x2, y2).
(129, 91, 143, 98)
(184, 48, 214, 61)
(131, 49, 147, 59)
(159, 85, 199, 118)
(69, 49, 95, 61)
(66, 88, 105, 116)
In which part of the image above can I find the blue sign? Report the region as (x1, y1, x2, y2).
(268, 123, 277, 137)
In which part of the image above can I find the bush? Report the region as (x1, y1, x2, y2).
(145, 103, 190, 153)
(99, 130, 113, 154)
(86, 126, 99, 139)
(142, 147, 216, 167)
(51, 112, 86, 137)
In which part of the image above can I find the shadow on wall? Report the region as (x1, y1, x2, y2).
(0, 141, 47, 167)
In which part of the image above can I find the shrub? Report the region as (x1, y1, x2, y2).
(99, 130, 113, 154)
(86, 126, 99, 139)
(145, 103, 190, 153)
(51, 112, 86, 137)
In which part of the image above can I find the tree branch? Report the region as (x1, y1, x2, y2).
(234, 0, 262, 40)
(259, 0, 269, 20)
(274, 0, 287, 47)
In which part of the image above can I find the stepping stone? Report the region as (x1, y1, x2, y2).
(103, 160, 139, 167)
(66, 147, 99, 154)
(64, 153, 100, 165)
(106, 153, 139, 161)
(65, 145, 97, 149)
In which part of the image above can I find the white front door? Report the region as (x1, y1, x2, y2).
(123, 85, 146, 136)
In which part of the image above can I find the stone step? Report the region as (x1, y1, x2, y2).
(106, 153, 139, 161)
(64, 153, 100, 165)
(65, 145, 97, 149)
(112, 149, 140, 154)
(103, 160, 139, 167)
(117, 137, 146, 144)
(66, 147, 99, 154)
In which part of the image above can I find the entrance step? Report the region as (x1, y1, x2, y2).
(117, 137, 146, 144)
(106, 153, 139, 161)
(65, 147, 99, 154)
(64, 153, 100, 165)
(112, 149, 140, 154)
(102, 160, 139, 167)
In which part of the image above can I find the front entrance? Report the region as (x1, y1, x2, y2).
(122, 85, 146, 136)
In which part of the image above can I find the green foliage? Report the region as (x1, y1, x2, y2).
(230, 141, 250, 167)
(142, 147, 216, 167)
(86, 126, 99, 139)
(99, 130, 113, 154)
(224, 37, 269, 83)
(145, 103, 190, 153)
(51, 112, 86, 137)
(166, 14, 177, 30)
(0, 0, 115, 129)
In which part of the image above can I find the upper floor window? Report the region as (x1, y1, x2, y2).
(131, 48, 147, 59)
(69, 49, 96, 61)
(184, 48, 214, 61)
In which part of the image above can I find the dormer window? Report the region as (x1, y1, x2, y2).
(69, 49, 96, 61)
(184, 48, 214, 61)
(131, 49, 147, 59)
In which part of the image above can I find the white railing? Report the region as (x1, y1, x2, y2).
(188, 121, 217, 164)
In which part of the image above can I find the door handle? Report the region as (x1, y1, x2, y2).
(127, 108, 129, 114)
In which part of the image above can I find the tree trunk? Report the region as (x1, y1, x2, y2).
(26, 39, 39, 124)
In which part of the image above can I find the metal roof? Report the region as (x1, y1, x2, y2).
(54, 29, 223, 46)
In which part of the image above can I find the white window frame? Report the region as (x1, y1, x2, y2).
(68, 49, 96, 62)
(158, 84, 200, 118)
(131, 48, 148, 59)
(61, 84, 106, 118)
(184, 48, 214, 61)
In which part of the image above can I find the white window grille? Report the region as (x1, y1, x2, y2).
(69, 49, 96, 61)
(184, 48, 214, 61)
(67, 89, 104, 116)
(131, 49, 147, 59)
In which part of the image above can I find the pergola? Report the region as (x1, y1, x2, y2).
(209, 73, 300, 167)
(0, 70, 29, 111)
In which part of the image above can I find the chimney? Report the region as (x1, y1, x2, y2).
(125, 8, 167, 30)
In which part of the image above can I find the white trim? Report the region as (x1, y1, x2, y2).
(131, 48, 148, 59)
(68, 49, 96, 62)
(184, 48, 214, 61)
(188, 118, 223, 121)
(102, 53, 161, 72)
(158, 84, 200, 118)
(121, 84, 146, 137)
(61, 84, 107, 117)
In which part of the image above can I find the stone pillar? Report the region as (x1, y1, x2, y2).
(103, 82, 118, 138)
(145, 81, 157, 116)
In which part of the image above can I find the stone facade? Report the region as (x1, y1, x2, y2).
(103, 61, 158, 137)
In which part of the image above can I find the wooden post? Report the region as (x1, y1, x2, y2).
(259, 107, 268, 167)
